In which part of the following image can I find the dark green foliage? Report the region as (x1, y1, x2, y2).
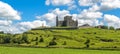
(52, 36, 56, 40)
(48, 36, 57, 46)
(100, 38, 113, 42)
(84, 32, 91, 34)
(101, 26, 108, 29)
(62, 41, 67, 45)
(109, 26, 114, 30)
(84, 39, 90, 48)
(3, 36, 11, 43)
(22, 34, 31, 44)
(95, 25, 108, 29)
(0, 37, 4, 44)
(35, 41, 39, 45)
(94, 32, 97, 34)
(12, 38, 22, 44)
(49, 40, 57, 46)
(35, 37, 38, 41)
(39, 36, 44, 42)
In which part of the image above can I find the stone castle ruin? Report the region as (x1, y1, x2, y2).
(56, 16, 78, 27)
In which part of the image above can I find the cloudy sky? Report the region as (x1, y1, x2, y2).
(0, 0, 120, 34)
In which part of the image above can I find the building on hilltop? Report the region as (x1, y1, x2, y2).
(56, 16, 78, 27)
(79, 24, 93, 28)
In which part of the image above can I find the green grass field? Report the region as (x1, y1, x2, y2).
(1, 28, 120, 54)
(0, 46, 120, 54)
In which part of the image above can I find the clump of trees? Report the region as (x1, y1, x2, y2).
(95, 25, 115, 30)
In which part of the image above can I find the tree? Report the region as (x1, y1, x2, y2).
(0, 37, 4, 44)
(22, 34, 31, 44)
(3, 36, 11, 43)
(109, 26, 114, 30)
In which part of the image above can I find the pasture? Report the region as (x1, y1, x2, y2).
(0, 46, 120, 54)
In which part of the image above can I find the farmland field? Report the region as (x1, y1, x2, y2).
(0, 46, 120, 54)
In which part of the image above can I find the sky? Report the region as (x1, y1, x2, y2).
(0, 0, 120, 34)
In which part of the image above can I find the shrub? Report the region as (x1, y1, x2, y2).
(52, 36, 56, 40)
(84, 32, 91, 34)
(100, 38, 113, 42)
(35, 41, 39, 45)
(84, 39, 90, 48)
(3, 36, 11, 43)
(109, 26, 114, 30)
(49, 40, 57, 46)
(22, 34, 31, 44)
(94, 32, 97, 34)
(39, 37, 44, 42)
(35, 37, 38, 41)
(0, 38, 4, 44)
(62, 41, 67, 45)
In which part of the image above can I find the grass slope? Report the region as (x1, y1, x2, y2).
(1, 28, 120, 49)
(14, 28, 120, 48)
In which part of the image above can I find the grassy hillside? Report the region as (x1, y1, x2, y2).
(1, 28, 120, 49)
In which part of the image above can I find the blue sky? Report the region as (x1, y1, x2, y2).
(1, 0, 120, 21)
(2, 0, 48, 21)
(0, 0, 120, 33)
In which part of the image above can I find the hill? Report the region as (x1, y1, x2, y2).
(0, 28, 120, 49)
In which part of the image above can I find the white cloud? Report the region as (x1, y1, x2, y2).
(0, 1, 48, 34)
(52, 8, 70, 20)
(45, 0, 76, 10)
(78, 0, 101, 6)
(78, 19, 102, 26)
(88, 5, 100, 12)
(78, 10, 103, 19)
(104, 14, 120, 23)
(0, 20, 47, 34)
(0, 1, 21, 20)
(45, 0, 50, 5)
(18, 20, 47, 29)
(45, 0, 74, 6)
(100, 0, 120, 10)
(37, 8, 70, 26)
(78, 0, 120, 11)
(104, 14, 120, 28)
(0, 20, 12, 26)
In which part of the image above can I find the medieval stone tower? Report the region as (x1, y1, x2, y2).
(56, 16, 78, 27)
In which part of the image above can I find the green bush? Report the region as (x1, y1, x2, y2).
(35, 37, 38, 41)
(62, 41, 67, 45)
(49, 40, 57, 46)
(84, 39, 90, 48)
(35, 41, 39, 45)
(22, 34, 31, 44)
(39, 36, 44, 42)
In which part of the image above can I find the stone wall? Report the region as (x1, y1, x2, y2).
(56, 16, 78, 27)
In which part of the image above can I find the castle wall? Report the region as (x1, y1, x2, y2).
(56, 16, 78, 27)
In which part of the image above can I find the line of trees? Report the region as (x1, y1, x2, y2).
(0, 34, 44, 45)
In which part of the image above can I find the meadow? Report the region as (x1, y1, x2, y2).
(1, 46, 120, 54)
(1, 27, 120, 54)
